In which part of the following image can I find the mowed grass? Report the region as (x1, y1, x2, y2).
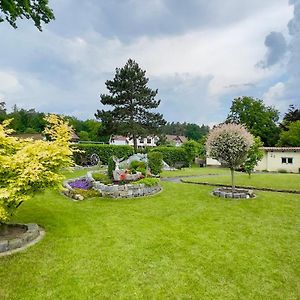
(161, 166, 229, 178)
(0, 170, 300, 299)
(184, 172, 300, 191)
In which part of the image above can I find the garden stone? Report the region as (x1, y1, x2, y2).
(8, 238, 23, 250)
(0, 240, 8, 252)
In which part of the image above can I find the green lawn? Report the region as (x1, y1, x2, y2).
(161, 166, 230, 178)
(183, 172, 300, 192)
(1, 170, 300, 299)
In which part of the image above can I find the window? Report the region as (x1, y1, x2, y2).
(139, 139, 144, 144)
(282, 157, 293, 164)
(147, 138, 152, 144)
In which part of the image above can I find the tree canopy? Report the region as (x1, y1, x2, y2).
(0, 0, 54, 31)
(161, 122, 209, 141)
(95, 59, 166, 152)
(226, 96, 280, 146)
(206, 123, 253, 192)
(278, 120, 300, 147)
(0, 115, 73, 224)
(280, 105, 300, 130)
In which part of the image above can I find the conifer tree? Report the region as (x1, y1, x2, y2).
(95, 59, 166, 153)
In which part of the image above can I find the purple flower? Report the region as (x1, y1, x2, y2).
(69, 179, 92, 190)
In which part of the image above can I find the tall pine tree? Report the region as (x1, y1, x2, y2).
(95, 59, 166, 152)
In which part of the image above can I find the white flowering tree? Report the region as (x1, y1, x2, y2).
(206, 123, 254, 193)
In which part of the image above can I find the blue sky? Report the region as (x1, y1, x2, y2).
(0, 0, 299, 125)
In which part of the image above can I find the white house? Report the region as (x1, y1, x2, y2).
(109, 135, 129, 146)
(109, 135, 158, 148)
(206, 147, 300, 173)
(255, 147, 300, 173)
(165, 135, 187, 147)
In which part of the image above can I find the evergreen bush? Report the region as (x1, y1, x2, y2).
(150, 146, 189, 167)
(148, 152, 163, 175)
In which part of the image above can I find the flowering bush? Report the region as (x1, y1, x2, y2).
(0, 115, 74, 224)
(69, 179, 92, 190)
(206, 123, 254, 192)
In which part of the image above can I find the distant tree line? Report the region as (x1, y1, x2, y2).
(1, 97, 299, 147)
(161, 122, 209, 142)
(0, 102, 103, 142)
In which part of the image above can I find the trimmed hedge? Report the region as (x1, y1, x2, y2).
(73, 144, 134, 165)
(150, 146, 189, 168)
(148, 152, 163, 175)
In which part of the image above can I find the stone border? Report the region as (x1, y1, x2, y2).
(0, 223, 44, 256)
(87, 171, 162, 199)
(63, 171, 162, 200)
(212, 187, 255, 199)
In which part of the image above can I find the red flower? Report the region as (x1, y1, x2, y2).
(120, 173, 126, 180)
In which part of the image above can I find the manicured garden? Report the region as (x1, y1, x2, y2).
(183, 172, 300, 192)
(1, 169, 300, 299)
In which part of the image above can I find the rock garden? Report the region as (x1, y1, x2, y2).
(63, 153, 163, 200)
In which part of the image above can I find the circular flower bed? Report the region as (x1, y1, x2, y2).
(0, 223, 44, 255)
(213, 187, 255, 199)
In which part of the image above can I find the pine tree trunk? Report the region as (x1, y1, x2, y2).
(133, 135, 138, 153)
(230, 168, 235, 195)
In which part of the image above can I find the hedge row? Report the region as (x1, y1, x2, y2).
(73, 144, 134, 165)
(150, 146, 189, 168)
(73, 144, 189, 168)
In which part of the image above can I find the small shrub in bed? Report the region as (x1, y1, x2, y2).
(92, 172, 112, 184)
(129, 160, 147, 175)
(73, 188, 101, 198)
(148, 152, 163, 175)
(108, 157, 116, 179)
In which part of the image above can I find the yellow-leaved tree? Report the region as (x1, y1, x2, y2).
(0, 115, 74, 225)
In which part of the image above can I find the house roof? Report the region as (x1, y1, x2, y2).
(166, 135, 187, 143)
(110, 135, 128, 141)
(11, 131, 79, 141)
(11, 133, 44, 141)
(263, 147, 300, 152)
(71, 131, 79, 140)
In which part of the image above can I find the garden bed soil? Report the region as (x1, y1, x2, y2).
(0, 224, 27, 241)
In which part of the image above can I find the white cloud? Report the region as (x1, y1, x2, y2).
(263, 82, 289, 113)
(0, 0, 294, 123)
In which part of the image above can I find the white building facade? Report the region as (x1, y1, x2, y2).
(206, 147, 300, 173)
(255, 147, 300, 173)
(109, 135, 158, 148)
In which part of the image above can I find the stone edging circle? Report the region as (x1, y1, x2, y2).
(212, 187, 256, 199)
(0, 223, 44, 257)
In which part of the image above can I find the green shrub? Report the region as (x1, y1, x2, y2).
(92, 172, 112, 185)
(129, 160, 147, 175)
(108, 157, 116, 179)
(278, 169, 288, 173)
(73, 144, 134, 165)
(182, 140, 201, 167)
(73, 188, 101, 198)
(133, 178, 160, 186)
(148, 152, 163, 175)
(150, 146, 189, 168)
